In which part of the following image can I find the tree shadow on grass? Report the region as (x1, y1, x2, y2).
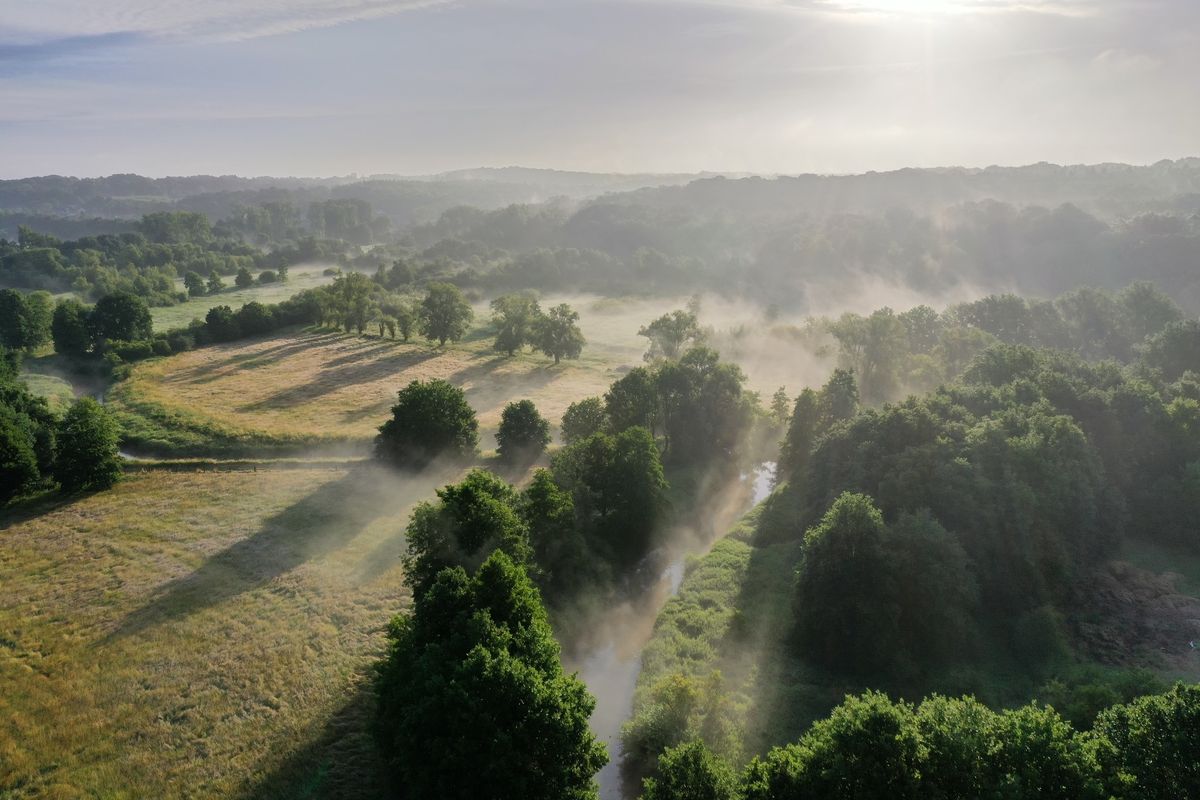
(237, 351, 442, 413)
(102, 465, 447, 643)
(239, 669, 398, 800)
(168, 333, 345, 385)
(447, 356, 562, 421)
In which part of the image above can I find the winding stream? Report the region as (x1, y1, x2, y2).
(574, 463, 776, 800)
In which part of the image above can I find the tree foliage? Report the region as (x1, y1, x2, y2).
(534, 303, 586, 364)
(420, 282, 474, 345)
(54, 397, 121, 493)
(375, 551, 607, 800)
(497, 399, 551, 464)
(375, 379, 479, 468)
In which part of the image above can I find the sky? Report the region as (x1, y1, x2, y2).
(0, 0, 1197, 178)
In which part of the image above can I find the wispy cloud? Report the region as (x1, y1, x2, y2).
(1, 0, 454, 45)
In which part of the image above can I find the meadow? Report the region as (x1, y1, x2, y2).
(150, 263, 339, 331)
(0, 464, 466, 799)
(113, 294, 706, 456)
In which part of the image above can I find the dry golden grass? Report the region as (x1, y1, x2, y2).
(0, 464, 463, 799)
(113, 329, 623, 450)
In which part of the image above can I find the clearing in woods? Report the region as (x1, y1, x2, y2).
(0, 464, 463, 799)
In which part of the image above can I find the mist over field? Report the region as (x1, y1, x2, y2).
(4, 2, 1200, 800)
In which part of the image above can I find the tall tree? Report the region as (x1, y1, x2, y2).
(51, 299, 92, 357)
(497, 399, 551, 465)
(420, 282, 474, 345)
(639, 310, 704, 361)
(491, 292, 542, 356)
(55, 397, 121, 493)
(534, 303, 585, 364)
(375, 551, 607, 800)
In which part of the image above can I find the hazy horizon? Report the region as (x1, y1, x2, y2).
(3, 0, 1197, 179)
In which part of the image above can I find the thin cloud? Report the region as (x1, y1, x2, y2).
(1, 0, 455, 45)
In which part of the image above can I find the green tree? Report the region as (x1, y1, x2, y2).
(206, 271, 225, 295)
(375, 551, 607, 799)
(497, 399, 551, 464)
(820, 368, 859, 422)
(491, 292, 541, 356)
(561, 397, 608, 444)
(794, 492, 896, 674)
(375, 379, 479, 468)
(54, 397, 121, 493)
(551, 427, 668, 568)
(1093, 683, 1200, 800)
(1141, 319, 1200, 381)
(88, 292, 153, 344)
(420, 282, 474, 345)
(655, 347, 749, 463)
(519, 468, 595, 601)
(234, 266, 255, 288)
(778, 388, 818, 482)
(205, 305, 241, 342)
(986, 703, 1101, 800)
(0, 403, 41, 505)
(642, 741, 738, 800)
(51, 299, 92, 357)
(606, 367, 660, 434)
(183, 271, 207, 297)
(639, 310, 703, 361)
(401, 469, 533, 597)
(0, 289, 52, 351)
(534, 303, 585, 364)
(742, 692, 921, 800)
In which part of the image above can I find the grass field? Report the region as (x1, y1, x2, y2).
(151, 263, 339, 331)
(0, 464, 465, 799)
(111, 310, 639, 455)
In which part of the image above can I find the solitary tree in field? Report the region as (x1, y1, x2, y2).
(205, 271, 225, 295)
(497, 399, 551, 465)
(235, 267, 255, 288)
(638, 309, 703, 361)
(420, 283, 473, 345)
(375, 379, 478, 468)
(534, 303, 585, 365)
(183, 271, 207, 297)
(491, 292, 541, 356)
(55, 397, 121, 493)
(375, 551, 607, 800)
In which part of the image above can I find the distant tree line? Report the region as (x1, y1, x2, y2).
(0, 212, 345, 306)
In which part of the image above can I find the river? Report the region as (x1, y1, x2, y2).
(573, 462, 776, 800)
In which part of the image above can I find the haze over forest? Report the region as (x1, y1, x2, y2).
(2, 2, 1200, 800)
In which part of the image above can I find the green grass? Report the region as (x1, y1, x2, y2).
(18, 371, 77, 414)
(0, 464, 467, 799)
(110, 324, 623, 457)
(151, 264, 337, 331)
